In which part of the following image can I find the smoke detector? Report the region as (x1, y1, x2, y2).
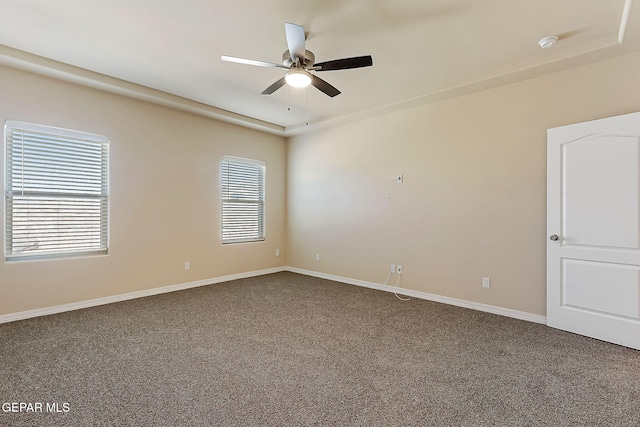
(538, 36, 558, 48)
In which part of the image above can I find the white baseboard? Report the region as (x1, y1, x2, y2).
(0, 266, 545, 326)
(0, 267, 286, 324)
(285, 267, 547, 324)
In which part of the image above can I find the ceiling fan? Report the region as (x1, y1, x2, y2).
(221, 23, 373, 98)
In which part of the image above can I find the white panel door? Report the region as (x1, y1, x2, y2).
(547, 112, 640, 350)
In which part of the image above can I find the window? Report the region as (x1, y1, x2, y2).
(221, 156, 265, 243)
(4, 120, 109, 260)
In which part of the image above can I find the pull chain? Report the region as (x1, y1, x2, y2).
(305, 87, 309, 126)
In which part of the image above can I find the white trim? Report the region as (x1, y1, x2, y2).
(0, 266, 546, 325)
(0, 16, 633, 139)
(286, 267, 547, 324)
(0, 267, 286, 324)
(619, 0, 633, 43)
(6, 120, 109, 143)
(0, 45, 285, 136)
(221, 155, 266, 168)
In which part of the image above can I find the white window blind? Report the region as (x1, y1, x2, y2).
(221, 156, 265, 243)
(4, 120, 109, 260)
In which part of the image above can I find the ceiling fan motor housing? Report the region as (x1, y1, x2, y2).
(222, 23, 371, 97)
(282, 50, 315, 68)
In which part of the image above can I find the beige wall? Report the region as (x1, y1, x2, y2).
(3, 51, 640, 319)
(0, 65, 287, 316)
(287, 51, 640, 316)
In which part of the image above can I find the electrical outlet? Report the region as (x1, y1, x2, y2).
(482, 277, 491, 289)
(396, 174, 403, 183)
(390, 264, 396, 273)
(397, 265, 403, 275)
(184, 261, 191, 271)
(316, 253, 320, 262)
(275, 248, 280, 257)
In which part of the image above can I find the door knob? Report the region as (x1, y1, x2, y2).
(550, 234, 559, 241)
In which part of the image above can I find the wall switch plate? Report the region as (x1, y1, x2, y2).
(482, 277, 491, 288)
(184, 261, 191, 271)
(397, 265, 403, 274)
(275, 249, 280, 257)
(316, 254, 320, 262)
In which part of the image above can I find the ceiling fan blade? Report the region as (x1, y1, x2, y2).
(311, 75, 341, 97)
(285, 22, 306, 64)
(261, 77, 287, 95)
(314, 55, 373, 71)
(221, 55, 288, 69)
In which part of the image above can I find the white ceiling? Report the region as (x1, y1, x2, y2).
(0, 0, 639, 135)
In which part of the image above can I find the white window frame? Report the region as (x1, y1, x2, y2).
(220, 155, 265, 244)
(4, 120, 109, 261)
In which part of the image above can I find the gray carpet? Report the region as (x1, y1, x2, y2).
(1, 272, 639, 426)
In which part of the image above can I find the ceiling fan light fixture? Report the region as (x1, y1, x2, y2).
(285, 69, 312, 88)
